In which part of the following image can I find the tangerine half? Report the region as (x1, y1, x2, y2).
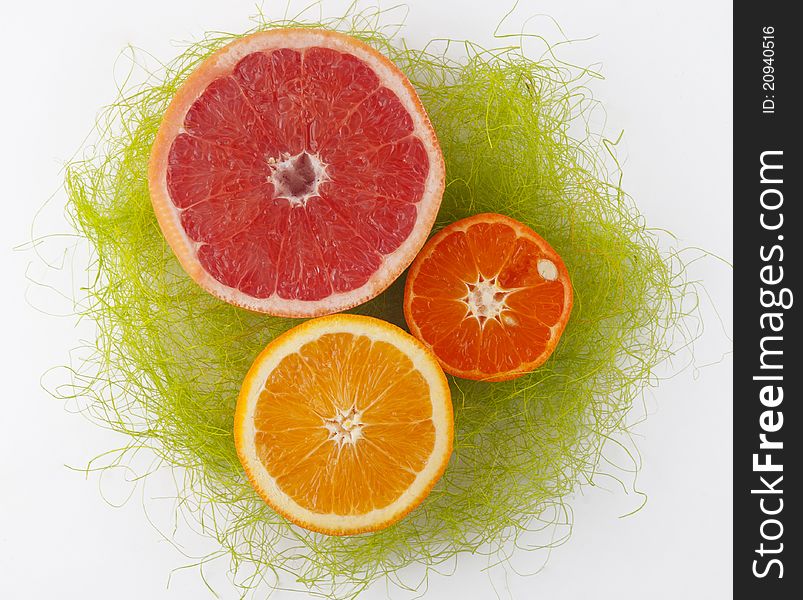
(403, 213, 573, 381)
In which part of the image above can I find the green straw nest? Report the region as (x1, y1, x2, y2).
(58, 8, 695, 599)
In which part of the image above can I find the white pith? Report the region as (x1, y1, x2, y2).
(463, 275, 513, 325)
(237, 317, 452, 532)
(268, 151, 329, 207)
(324, 405, 364, 447)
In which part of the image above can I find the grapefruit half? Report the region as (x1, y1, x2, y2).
(149, 29, 445, 316)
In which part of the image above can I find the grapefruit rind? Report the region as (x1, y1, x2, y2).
(149, 29, 445, 317)
(233, 315, 453, 536)
(404, 213, 574, 382)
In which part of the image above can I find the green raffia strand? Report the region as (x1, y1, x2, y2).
(59, 7, 695, 599)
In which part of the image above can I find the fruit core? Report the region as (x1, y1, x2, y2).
(268, 151, 328, 207)
(464, 276, 513, 325)
(324, 405, 365, 447)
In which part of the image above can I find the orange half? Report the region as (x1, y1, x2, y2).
(234, 315, 453, 535)
(404, 213, 573, 381)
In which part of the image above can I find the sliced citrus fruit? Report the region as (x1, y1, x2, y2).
(404, 213, 573, 382)
(149, 29, 445, 317)
(234, 314, 453, 535)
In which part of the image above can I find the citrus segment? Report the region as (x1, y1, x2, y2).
(234, 315, 453, 535)
(150, 29, 445, 316)
(404, 213, 573, 381)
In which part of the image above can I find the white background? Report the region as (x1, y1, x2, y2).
(1, 1, 732, 599)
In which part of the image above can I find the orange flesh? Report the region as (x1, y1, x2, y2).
(253, 332, 436, 515)
(404, 213, 573, 381)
